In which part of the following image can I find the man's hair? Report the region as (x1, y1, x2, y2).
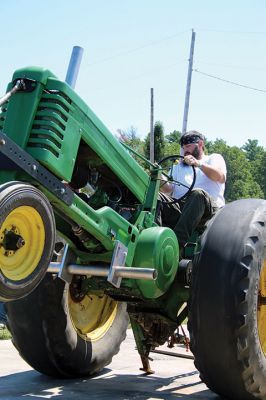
(180, 130, 205, 146)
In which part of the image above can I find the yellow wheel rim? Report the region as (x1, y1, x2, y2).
(69, 293, 118, 342)
(258, 259, 266, 354)
(0, 206, 45, 281)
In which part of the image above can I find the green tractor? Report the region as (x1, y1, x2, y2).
(0, 66, 265, 400)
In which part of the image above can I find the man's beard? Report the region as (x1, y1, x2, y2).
(184, 145, 200, 159)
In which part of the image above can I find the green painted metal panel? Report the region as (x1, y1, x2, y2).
(133, 227, 179, 298)
(1, 67, 149, 203)
(43, 77, 150, 203)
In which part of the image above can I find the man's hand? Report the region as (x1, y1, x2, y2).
(183, 155, 200, 167)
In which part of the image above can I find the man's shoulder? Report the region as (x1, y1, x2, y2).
(205, 153, 227, 173)
(205, 153, 224, 160)
(205, 153, 225, 164)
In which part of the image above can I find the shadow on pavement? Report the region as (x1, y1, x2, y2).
(0, 368, 221, 399)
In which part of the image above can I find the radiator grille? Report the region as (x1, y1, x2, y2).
(27, 90, 72, 158)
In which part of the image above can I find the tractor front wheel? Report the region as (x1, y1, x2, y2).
(0, 182, 55, 301)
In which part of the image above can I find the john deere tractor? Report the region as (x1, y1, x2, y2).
(0, 66, 265, 400)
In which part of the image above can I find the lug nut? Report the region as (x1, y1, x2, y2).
(16, 237, 25, 249)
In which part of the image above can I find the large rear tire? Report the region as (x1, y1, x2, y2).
(6, 273, 129, 378)
(188, 199, 266, 400)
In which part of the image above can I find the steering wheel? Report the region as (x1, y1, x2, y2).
(158, 154, 196, 203)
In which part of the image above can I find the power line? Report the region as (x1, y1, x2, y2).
(196, 59, 266, 71)
(193, 69, 266, 93)
(196, 28, 266, 34)
(91, 61, 185, 93)
(87, 30, 189, 66)
(88, 28, 265, 68)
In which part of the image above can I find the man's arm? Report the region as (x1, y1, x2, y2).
(160, 173, 173, 194)
(197, 161, 225, 183)
(183, 154, 226, 183)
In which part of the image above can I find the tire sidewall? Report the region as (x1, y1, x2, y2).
(0, 183, 55, 300)
(7, 274, 129, 377)
(189, 199, 266, 400)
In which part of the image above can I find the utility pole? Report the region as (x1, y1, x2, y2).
(150, 88, 154, 162)
(182, 29, 196, 134)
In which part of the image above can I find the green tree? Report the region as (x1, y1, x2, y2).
(205, 138, 228, 155)
(250, 150, 266, 198)
(242, 139, 266, 199)
(144, 121, 165, 162)
(241, 139, 264, 161)
(117, 126, 143, 153)
(117, 126, 145, 165)
(165, 130, 182, 144)
(207, 139, 264, 202)
(164, 130, 182, 156)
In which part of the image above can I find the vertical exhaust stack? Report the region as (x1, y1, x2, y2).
(65, 46, 84, 89)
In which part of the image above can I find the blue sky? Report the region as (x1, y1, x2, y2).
(1, 0, 266, 148)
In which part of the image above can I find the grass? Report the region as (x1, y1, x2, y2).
(0, 325, 12, 340)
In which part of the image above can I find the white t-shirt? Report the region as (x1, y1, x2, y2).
(171, 153, 227, 207)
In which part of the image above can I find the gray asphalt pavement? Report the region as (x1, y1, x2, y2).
(0, 330, 220, 400)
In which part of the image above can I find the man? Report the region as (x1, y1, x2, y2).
(158, 130, 226, 253)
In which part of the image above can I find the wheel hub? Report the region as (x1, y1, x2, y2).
(69, 276, 86, 303)
(0, 205, 45, 281)
(1, 226, 25, 253)
(69, 292, 118, 341)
